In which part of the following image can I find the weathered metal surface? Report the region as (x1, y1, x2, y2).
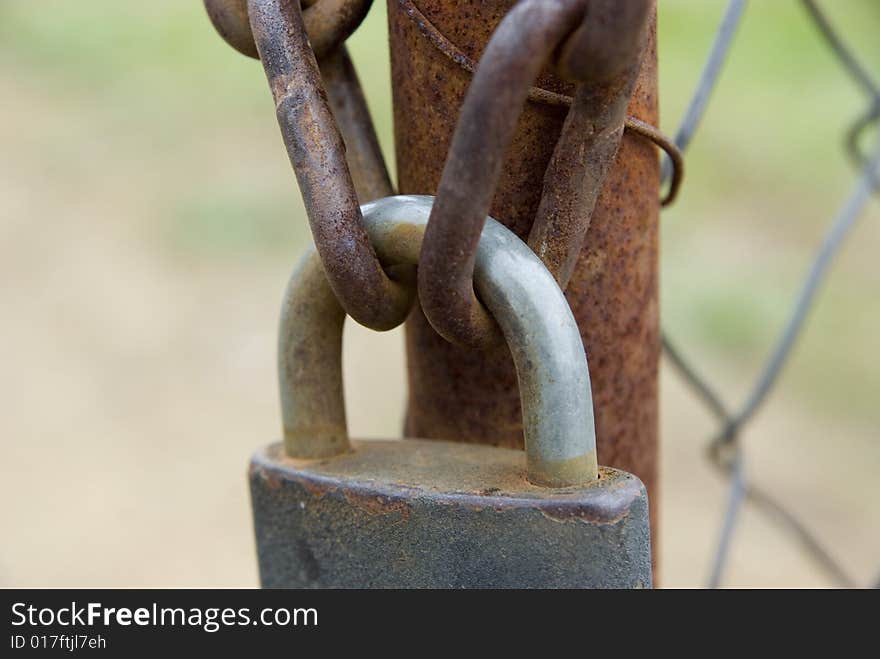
(389, 0, 661, 534)
(530, 89, 684, 289)
(280, 195, 598, 486)
(248, 0, 410, 330)
(529, 47, 647, 288)
(417, 0, 650, 343)
(251, 440, 651, 588)
(320, 49, 395, 202)
(204, 0, 392, 203)
(204, 0, 372, 60)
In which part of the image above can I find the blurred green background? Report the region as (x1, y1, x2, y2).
(1, 1, 877, 587)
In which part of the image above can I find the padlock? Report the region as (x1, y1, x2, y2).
(249, 195, 652, 588)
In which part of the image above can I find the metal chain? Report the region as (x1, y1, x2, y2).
(205, 0, 372, 60)
(206, 0, 408, 331)
(207, 0, 393, 200)
(659, 0, 879, 588)
(205, 0, 878, 586)
(207, 0, 679, 347)
(417, 0, 653, 348)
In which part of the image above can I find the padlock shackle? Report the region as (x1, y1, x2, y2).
(278, 195, 598, 487)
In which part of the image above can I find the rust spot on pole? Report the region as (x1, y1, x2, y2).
(389, 0, 660, 538)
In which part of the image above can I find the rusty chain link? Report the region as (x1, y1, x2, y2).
(206, 0, 406, 330)
(206, 0, 679, 344)
(205, 0, 393, 200)
(529, 48, 647, 290)
(395, 0, 683, 205)
(417, 0, 653, 348)
(203, 0, 878, 586)
(205, 0, 370, 60)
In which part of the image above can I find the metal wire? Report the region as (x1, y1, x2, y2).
(707, 450, 747, 588)
(746, 480, 859, 588)
(659, 0, 879, 587)
(205, 0, 877, 588)
(662, 335, 730, 423)
(801, 0, 880, 189)
(848, 105, 880, 186)
(801, 0, 880, 100)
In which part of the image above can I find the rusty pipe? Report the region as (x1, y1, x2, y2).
(391, 0, 661, 542)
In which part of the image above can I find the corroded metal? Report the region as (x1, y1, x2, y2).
(553, 0, 652, 85)
(390, 0, 661, 534)
(248, 0, 409, 330)
(204, 0, 372, 60)
(628, 116, 684, 207)
(205, 0, 664, 557)
(417, 0, 650, 347)
(204, 0, 393, 203)
(280, 195, 598, 486)
(320, 49, 395, 201)
(251, 441, 651, 588)
(256, 194, 649, 587)
(529, 57, 645, 288)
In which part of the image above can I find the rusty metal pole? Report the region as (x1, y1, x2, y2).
(388, 0, 660, 536)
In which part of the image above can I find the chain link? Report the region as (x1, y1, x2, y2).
(417, 0, 653, 348)
(206, 0, 408, 330)
(659, 0, 879, 588)
(205, 0, 372, 60)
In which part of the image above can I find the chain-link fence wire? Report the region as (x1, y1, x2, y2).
(659, 0, 879, 588)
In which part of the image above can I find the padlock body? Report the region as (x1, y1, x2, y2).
(250, 439, 652, 588)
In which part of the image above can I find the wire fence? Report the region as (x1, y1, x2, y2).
(660, 0, 879, 588)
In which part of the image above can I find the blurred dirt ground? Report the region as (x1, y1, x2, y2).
(1, 1, 878, 587)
